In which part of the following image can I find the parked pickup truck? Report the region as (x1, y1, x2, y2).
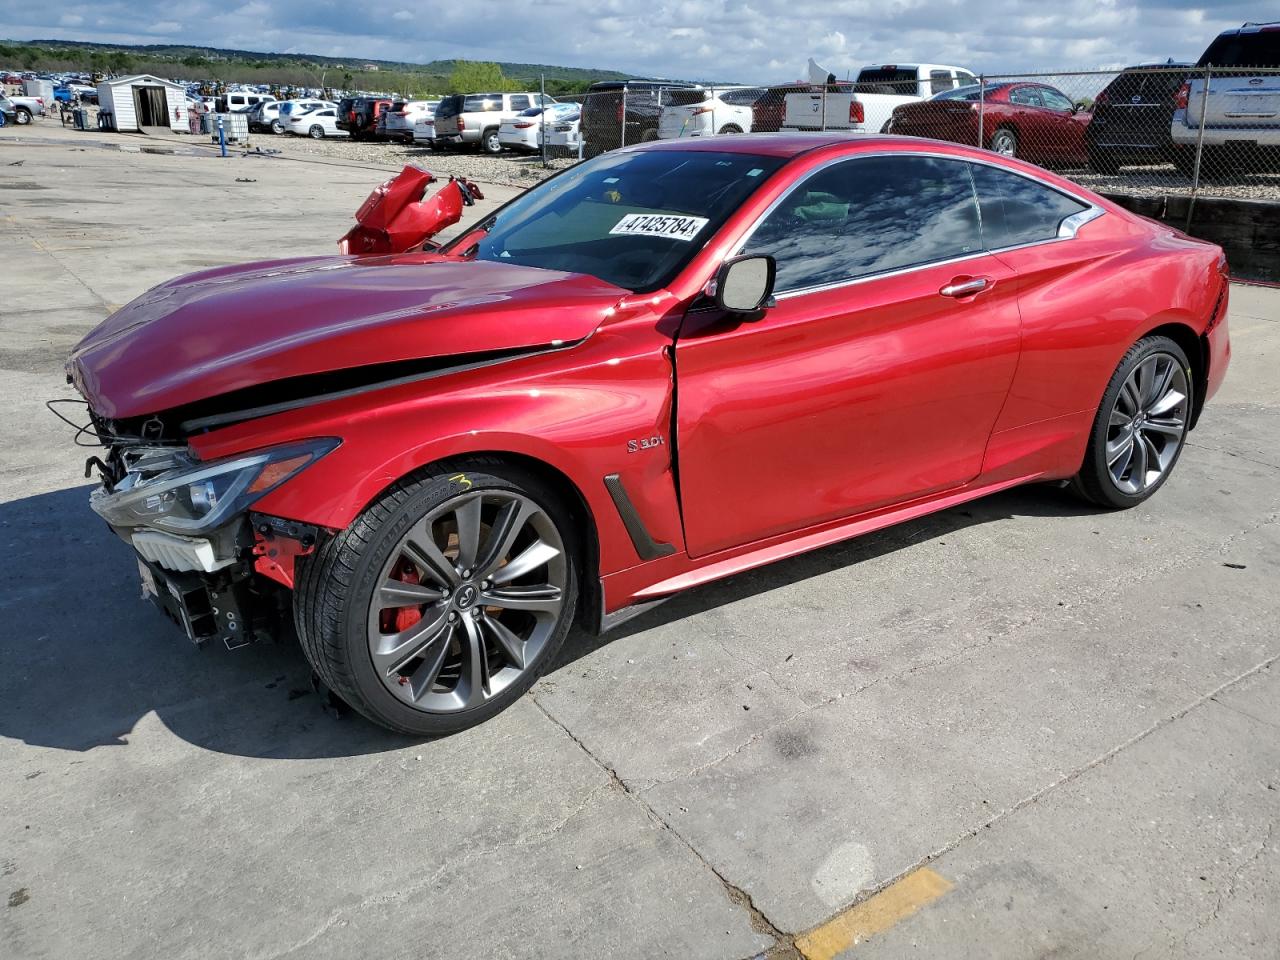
(4, 93, 46, 124)
(782, 64, 977, 135)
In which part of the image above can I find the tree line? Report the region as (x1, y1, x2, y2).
(0, 44, 601, 95)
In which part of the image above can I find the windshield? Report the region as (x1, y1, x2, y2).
(450, 149, 786, 292)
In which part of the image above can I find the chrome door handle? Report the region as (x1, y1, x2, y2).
(940, 277, 989, 298)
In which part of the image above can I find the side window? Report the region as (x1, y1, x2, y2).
(1008, 86, 1043, 107)
(1040, 87, 1074, 112)
(930, 70, 954, 95)
(509, 94, 531, 110)
(742, 155, 981, 294)
(969, 163, 1090, 249)
(956, 72, 977, 88)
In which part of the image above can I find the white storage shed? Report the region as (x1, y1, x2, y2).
(97, 75, 188, 133)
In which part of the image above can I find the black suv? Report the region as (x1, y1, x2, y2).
(1086, 63, 1192, 173)
(580, 79, 699, 157)
(337, 96, 393, 140)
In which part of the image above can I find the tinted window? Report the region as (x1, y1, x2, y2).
(930, 70, 955, 95)
(936, 82, 1010, 101)
(435, 95, 463, 119)
(1008, 86, 1043, 107)
(509, 94, 532, 110)
(453, 150, 785, 293)
(969, 163, 1089, 248)
(463, 94, 501, 112)
(956, 72, 978, 87)
(1040, 87, 1074, 111)
(722, 87, 766, 106)
(741, 156, 981, 294)
(1198, 31, 1280, 68)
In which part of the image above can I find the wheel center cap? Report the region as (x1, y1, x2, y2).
(455, 584, 479, 610)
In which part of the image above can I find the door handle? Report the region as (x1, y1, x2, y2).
(940, 277, 990, 298)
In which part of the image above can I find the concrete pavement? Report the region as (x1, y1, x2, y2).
(1, 127, 1277, 960)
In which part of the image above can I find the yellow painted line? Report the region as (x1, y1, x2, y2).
(796, 867, 953, 960)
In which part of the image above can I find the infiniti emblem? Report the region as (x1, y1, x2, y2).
(456, 584, 479, 609)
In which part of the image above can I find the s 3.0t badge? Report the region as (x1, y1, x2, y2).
(627, 435, 665, 453)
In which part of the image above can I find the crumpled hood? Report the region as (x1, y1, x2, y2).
(68, 255, 627, 420)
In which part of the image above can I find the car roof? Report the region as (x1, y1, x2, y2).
(622, 132, 1002, 159)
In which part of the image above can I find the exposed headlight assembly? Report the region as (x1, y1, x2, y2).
(90, 438, 339, 534)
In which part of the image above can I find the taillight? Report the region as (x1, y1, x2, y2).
(1174, 82, 1190, 110)
(849, 101, 864, 124)
(457, 116, 465, 130)
(691, 106, 713, 116)
(513, 121, 535, 128)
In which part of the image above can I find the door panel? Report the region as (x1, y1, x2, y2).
(674, 255, 1021, 557)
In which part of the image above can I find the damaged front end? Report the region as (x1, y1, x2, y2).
(78, 423, 338, 648)
(338, 165, 484, 256)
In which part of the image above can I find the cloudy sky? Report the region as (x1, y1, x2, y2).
(4, 0, 1264, 80)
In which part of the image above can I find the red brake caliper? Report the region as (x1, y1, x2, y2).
(380, 558, 424, 634)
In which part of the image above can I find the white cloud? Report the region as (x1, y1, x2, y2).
(392, 10, 413, 21)
(59, 14, 84, 26)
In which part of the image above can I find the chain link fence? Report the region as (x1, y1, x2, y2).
(548, 67, 1280, 203)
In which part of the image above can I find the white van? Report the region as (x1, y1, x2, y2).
(221, 91, 276, 113)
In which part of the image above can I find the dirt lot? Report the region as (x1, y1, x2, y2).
(1, 124, 1278, 960)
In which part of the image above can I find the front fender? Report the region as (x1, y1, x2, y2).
(190, 323, 683, 577)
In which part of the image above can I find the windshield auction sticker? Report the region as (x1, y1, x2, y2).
(609, 213, 710, 242)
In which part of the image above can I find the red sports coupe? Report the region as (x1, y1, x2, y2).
(891, 81, 1092, 166)
(65, 134, 1230, 735)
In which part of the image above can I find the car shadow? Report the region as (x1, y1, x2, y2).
(0, 482, 1109, 759)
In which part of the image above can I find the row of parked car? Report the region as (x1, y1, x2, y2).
(56, 20, 1265, 175)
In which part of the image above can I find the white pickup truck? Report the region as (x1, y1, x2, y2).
(782, 63, 977, 135)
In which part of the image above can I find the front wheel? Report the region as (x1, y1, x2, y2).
(1072, 335, 1193, 509)
(295, 460, 580, 736)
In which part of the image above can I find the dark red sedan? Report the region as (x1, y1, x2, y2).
(891, 81, 1092, 166)
(65, 134, 1230, 735)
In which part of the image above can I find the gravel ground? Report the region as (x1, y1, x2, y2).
(258, 130, 575, 187)
(29, 106, 1280, 200)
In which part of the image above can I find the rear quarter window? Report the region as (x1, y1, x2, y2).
(968, 163, 1090, 248)
(1198, 31, 1280, 68)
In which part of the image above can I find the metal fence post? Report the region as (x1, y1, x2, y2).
(620, 85, 627, 149)
(1188, 63, 1212, 226)
(977, 74, 985, 148)
(821, 82, 827, 131)
(540, 73, 548, 168)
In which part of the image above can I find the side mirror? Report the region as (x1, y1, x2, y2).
(1073, 101, 1088, 113)
(714, 255, 776, 315)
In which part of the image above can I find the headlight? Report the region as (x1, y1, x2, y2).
(90, 438, 339, 534)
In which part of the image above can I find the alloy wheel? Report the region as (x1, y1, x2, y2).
(1104, 352, 1189, 495)
(366, 490, 567, 712)
(991, 129, 1016, 156)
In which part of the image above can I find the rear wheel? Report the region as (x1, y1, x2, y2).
(717, 124, 742, 135)
(309, 125, 324, 139)
(15, 107, 31, 125)
(270, 119, 285, 134)
(989, 126, 1018, 157)
(481, 128, 502, 154)
(1072, 335, 1192, 509)
(295, 460, 580, 736)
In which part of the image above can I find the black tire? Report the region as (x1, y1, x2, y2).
(717, 124, 742, 135)
(270, 119, 285, 134)
(1071, 335, 1193, 509)
(481, 128, 502, 154)
(309, 125, 324, 139)
(989, 126, 1018, 157)
(295, 458, 580, 736)
(15, 107, 31, 125)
